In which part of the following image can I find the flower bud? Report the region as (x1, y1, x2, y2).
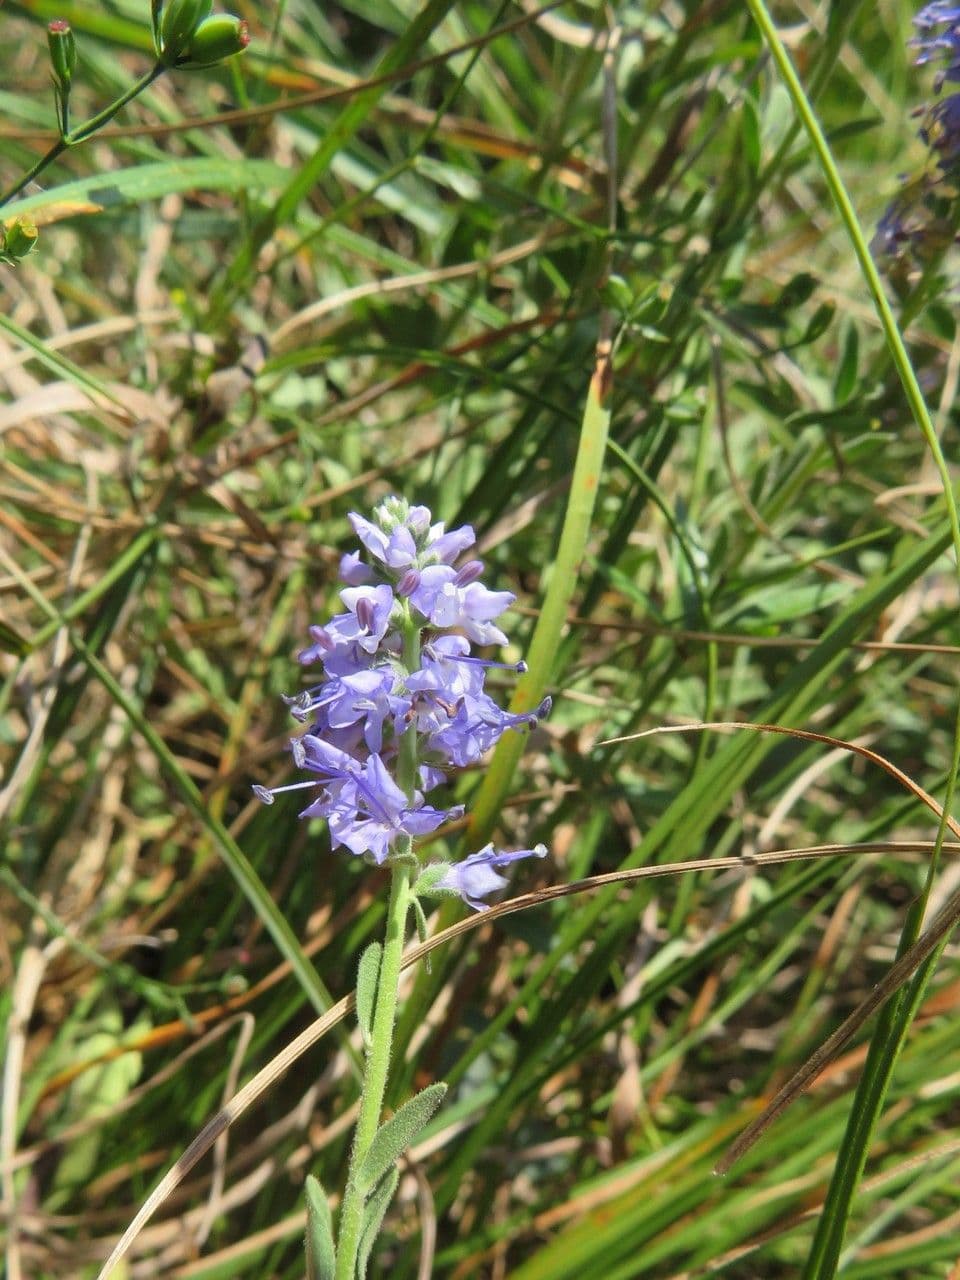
(47, 20, 77, 88)
(1, 217, 39, 264)
(158, 0, 213, 65)
(454, 560, 484, 587)
(178, 13, 249, 68)
(396, 569, 420, 598)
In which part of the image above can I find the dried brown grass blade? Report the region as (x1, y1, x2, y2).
(603, 720, 960, 1173)
(93, 834, 960, 1277)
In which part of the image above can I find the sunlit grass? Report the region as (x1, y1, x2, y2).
(2, 1, 959, 1277)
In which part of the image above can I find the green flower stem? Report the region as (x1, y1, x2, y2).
(1, 139, 69, 208)
(335, 858, 413, 1280)
(67, 63, 165, 143)
(0, 63, 165, 209)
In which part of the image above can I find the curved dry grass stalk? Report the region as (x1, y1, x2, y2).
(662, 1134, 960, 1279)
(602, 720, 960, 1173)
(94, 834, 960, 1278)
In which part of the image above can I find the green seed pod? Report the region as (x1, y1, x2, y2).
(179, 13, 249, 67)
(47, 20, 77, 88)
(1, 217, 39, 263)
(158, 0, 213, 65)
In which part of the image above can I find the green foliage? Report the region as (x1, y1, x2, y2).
(305, 1175, 337, 1280)
(2, 1, 960, 1278)
(355, 941, 381, 1049)
(357, 1083, 447, 1194)
(357, 1166, 400, 1280)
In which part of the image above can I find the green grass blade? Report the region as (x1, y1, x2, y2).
(466, 355, 613, 845)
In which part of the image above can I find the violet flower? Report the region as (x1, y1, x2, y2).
(253, 496, 549, 906)
(435, 843, 549, 911)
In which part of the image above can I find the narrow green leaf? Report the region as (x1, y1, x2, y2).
(833, 318, 859, 403)
(8, 156, 286, 220)
(412, 896, 432, 973)
(466, 361, 612, 845)
(305, 1175, 336, 1280)
(357, 1165, 399, 1279)
(0, 310, 121, 412)
(357, 1083, 447, 1193)
(356, 942, 381, 1049)
(775, 271, 818, 310)
(798, 301, 835, 346)
(741, 96, 761, 175)
(0, 619, 29, 657)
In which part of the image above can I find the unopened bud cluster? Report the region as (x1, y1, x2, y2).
(254, 497, 548, 909)
(154, 0, 249, 68)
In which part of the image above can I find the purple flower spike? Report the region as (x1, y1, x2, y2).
(255, 497, 549, 871)
(436, 843, 548, 910)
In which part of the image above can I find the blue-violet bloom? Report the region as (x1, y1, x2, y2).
(253, 496, 549, 906)
(435, 843, 549, 911)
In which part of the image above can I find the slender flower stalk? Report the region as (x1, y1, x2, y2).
(0, 1, 249, 212)
(254, 497, 549, 1277)
(334, 858, 412, 1280)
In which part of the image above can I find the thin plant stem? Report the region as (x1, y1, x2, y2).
(0, 139, 69, 208)
(744, 3, 960, 1274)
(68, 64, 165, 143)
(334, 859, 412, 1280)
(0, 64, 165, 209)
(742, 0, 960, 600)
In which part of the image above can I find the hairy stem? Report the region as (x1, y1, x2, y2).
(335, 859, 412, 1279)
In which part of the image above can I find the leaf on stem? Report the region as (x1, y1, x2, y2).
(357, 1165, 399, 1279)
(305, 1175, 336, 1280)
(411, 896, 432, 973)
(356, 942, 381, 1049)
(357, 1083, 447, 1194)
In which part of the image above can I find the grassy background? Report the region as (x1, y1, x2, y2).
(3, 0, 960, 1276)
